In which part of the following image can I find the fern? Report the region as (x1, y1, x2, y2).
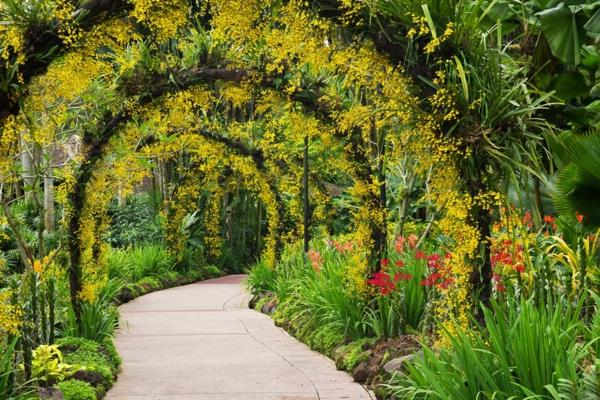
(580, 361, 600, 400)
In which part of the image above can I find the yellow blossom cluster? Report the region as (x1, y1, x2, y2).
(0, 290, 21, 338)
(54, 0, 84, 47)
(130, 0, 190, 42)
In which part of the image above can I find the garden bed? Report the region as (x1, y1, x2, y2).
(252, 292, 423, 399)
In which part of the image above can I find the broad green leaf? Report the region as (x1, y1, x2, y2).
(538, 3, 582, 65)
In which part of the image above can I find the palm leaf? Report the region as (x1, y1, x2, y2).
(537, 3, 582, 65)
(552, 132, 600, 226)
(585, 7, 600, 40)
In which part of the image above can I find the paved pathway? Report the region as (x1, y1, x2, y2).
(106, 275, 374, 400)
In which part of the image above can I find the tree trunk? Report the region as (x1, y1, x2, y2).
(20, 132, 35, 198)
(44, 163, 55, 233)
(303, 135, 310, 253)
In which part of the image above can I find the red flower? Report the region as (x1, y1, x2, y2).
(514, 263, 525, 273)
(439, 278, 454, 289)
(395, 272, 413, 281)
(522, 211, 533, 228)
(420, 272, 441, 287)
(334, 241, 353, 253)
(496, 282, 506, 293)
(307, 250, 322, 272)
(576, 212, 585, 224)
(415, 250, 427, 260)
(492, 273, 506, 292)
(367, 271, 396, 296)
(395, 260, 404, 268)
(427, 254, 441, 269)
(381, 258, 389, 268)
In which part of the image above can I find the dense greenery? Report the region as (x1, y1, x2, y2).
(0, 0, 599, 399)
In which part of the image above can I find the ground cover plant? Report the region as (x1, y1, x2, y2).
(0, 0, 599, 399)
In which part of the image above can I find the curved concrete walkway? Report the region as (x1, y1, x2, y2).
(106, 275, 374, 400)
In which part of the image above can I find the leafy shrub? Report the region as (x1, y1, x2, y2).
(269, 240, 370, 341)
(245, 259, 276, 296)
(107, 195, 164, 248)
(57, 379, 96, 400)
(31, 345, 78, 385)
(335, 338, 376, 371)
(56, 337, 120, 390)
(107, 245, 174, 282)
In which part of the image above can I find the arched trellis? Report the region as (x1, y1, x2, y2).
(62, 67, 356, 321)
(14, 58, 412, 324)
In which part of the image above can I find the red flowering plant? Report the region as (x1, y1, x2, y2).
(489, 208, 543, 298)
(365, 234, 448, 336)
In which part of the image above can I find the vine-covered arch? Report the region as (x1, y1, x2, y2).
(0, 0, 541, 340)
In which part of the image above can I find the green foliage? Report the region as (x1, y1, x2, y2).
(56, 337, 120, 388)
(245, 259, 276, 297)
(386, 298, 594, 399)
(31, 345, 78, 385)
(107, 195, 164, 248)
(335, 338, 376, 371)
(107, 245, 174, 282)
(61, 300, 119, 342)
(0, 337, 32, 399)
(57, 379, 97, 400)
(550, 131, 600, 226)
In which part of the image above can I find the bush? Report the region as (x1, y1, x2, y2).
(268, 240, 370, 341)
(107, 245, 174, 282)
(56, 337, 120, 393)
(107, 195, 164, 248)
(245, 259, 276, 297)
(31, 345, 78, 385)
(57, 379, 96, 400)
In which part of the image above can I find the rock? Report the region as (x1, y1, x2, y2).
(352, 362, 369, 383)
(261, 299, 278, 314)
(72, 369, 108, 388)
(38, 387, 64, 399)
(383, 350, 423, 374)
(248, 295, 259, 309)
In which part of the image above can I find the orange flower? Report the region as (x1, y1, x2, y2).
(307, 250, 322, 272)
(33, 260, 44, 274)
(394, 236, 405, 253)
(407, 234, 418, 249)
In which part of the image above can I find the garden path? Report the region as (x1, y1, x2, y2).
(106, 275, 374, 400)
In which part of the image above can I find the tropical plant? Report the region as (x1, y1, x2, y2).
(386, 298, 592, 399)
(30, 345, 78, 385)
(0, 338, 21, 398)
(107, 195, 164, 248)
(550, 131, 600, 226)
(245, 259, 276, 297)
